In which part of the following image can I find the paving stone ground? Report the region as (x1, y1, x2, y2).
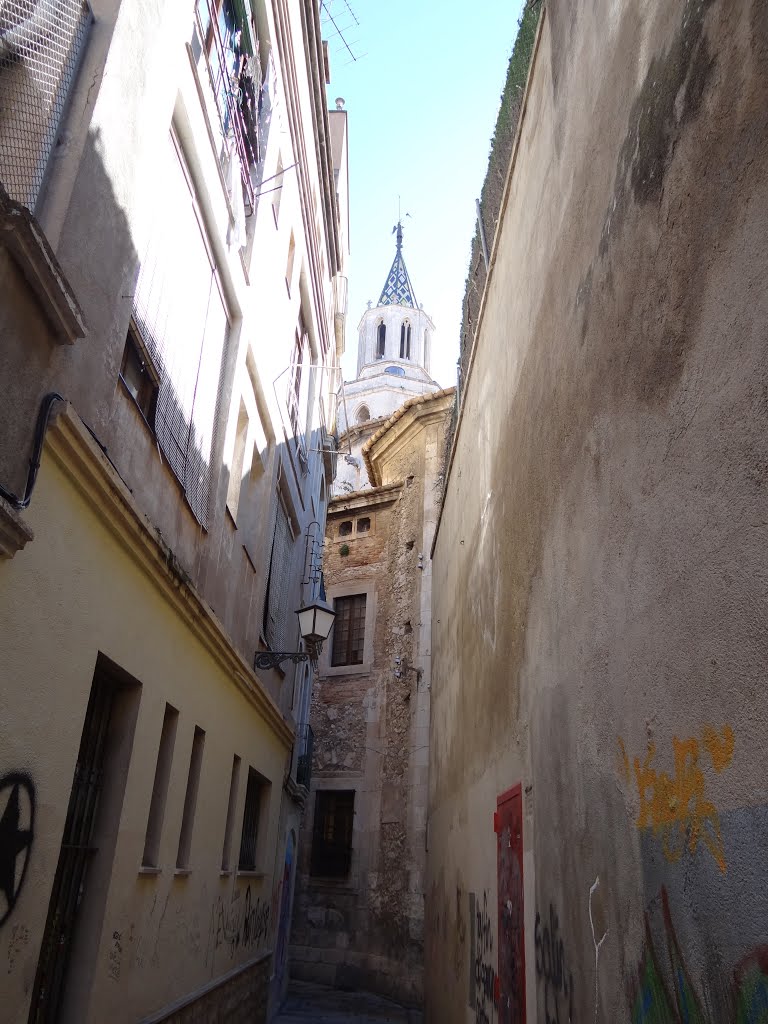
(273, 980, 423, 1024)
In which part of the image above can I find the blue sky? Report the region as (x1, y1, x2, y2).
(322, 0, 526, 387)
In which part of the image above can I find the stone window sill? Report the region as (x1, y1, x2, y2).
(0, 496, 34, 559)
(0, 186, 86, 344)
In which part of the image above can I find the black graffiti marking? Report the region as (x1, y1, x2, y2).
(474, 890, 498, 1024)
(535, 903, 574, 1024)
(210, 885, 270, 960)
(0, 774, 35, 928)
(499, 853, 524, 1023)
(241, 885, 270, 947)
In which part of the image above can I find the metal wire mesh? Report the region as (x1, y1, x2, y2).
(0, 0, 92, 209)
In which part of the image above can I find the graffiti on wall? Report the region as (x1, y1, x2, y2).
(0, 774, 35, 927)
(207, 885, 270, 962)
(472, 890, 499, 1024)
(618, 726, 735, 873)
(631, 886, 768, 1024)
(535, 903, 574, 1024)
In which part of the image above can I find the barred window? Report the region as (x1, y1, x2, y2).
(0, 0, 92, 209)
(238, 767, 268, 872)
(131, 132, 229, 527)
(331, 594, 366, 667)
(311, 790, 354, 877)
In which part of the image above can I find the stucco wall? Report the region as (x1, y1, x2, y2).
(0, 442, 287, 1023)
(429, 2, 768, 1022)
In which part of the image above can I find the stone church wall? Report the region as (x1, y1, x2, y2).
(291, 399, 452, 1008)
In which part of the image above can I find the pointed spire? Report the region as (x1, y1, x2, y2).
(378, 221, 417, 307)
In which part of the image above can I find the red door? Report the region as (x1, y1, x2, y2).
(497, 784, 526, 1023)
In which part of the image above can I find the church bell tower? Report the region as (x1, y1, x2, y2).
(339, 223, 439, 435)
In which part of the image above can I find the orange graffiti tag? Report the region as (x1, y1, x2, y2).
(624, 726, 734, 874)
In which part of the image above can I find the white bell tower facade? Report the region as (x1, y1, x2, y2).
(338, 223, 439, 435)
(335, 224, 441, 492)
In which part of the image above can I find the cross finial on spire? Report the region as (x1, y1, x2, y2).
(380, 221, 417, 307)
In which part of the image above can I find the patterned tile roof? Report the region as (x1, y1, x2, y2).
(378, 222, 417, 307)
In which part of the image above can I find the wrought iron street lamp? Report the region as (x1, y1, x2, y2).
(254, 599, 336, 671)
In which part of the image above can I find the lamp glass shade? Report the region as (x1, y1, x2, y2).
(296, 600, 336, 644)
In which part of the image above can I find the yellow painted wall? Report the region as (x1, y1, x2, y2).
(0, 448, 288, 1023)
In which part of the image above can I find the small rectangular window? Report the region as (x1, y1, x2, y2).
(120, 322, 159, 424)
(239, 767, 268, 871)
(311, 790, 354, 877)
(142, 704, 179, 868)
(221, 755, 241, 871)
(356, 517, 370, 534)
(286, 231, 296, 294)
(176, 726, 205, 870)
(331, 594, 367, 667)
(339, 520, 353, 537)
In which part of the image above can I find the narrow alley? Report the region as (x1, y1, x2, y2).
(274, 982, 420, 1024)
(2, 0, 767, 1022)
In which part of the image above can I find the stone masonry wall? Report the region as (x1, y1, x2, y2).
(291, 406, 452, 1007)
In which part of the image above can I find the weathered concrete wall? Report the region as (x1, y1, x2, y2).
(429, 2, 768, 1022)
(292, 394, 453, 1006)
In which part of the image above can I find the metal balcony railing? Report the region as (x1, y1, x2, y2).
(193, 0, 262, 213)
(0, 0, 93, 209)
(296, 723, 314, 790)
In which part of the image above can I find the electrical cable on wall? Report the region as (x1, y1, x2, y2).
(0, 392, 65, 510)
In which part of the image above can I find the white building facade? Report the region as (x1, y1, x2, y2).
(335, 224, 440, 494)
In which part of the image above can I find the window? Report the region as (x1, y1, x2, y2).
(311, 790, 354, 877)
(132, 132, 230, 527)
(287, 316, 308, 443)
(239, 767, 268, 871)
(400, 321, 412, 359)
(385, 365, 405, 377)
(177, 726, 206, 870)
(120, 322, 159, 424)
(331, 594, 367, 667)
(192, 0, 260, 200)
(356, 517, 370, 534)
(221, 755, 241, 871)
(376, 321, 386, 359)
(339, 521, 353, 537)
(0, 0, 91, 209)
(286, 231, 296, 294)
(263, 493, 295, 651)
(142, 704, 179, 868)
(356, 405, 370, 424)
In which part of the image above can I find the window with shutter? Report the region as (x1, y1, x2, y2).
(132, 132, 229, 527)
(264, 495, 295, 651)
